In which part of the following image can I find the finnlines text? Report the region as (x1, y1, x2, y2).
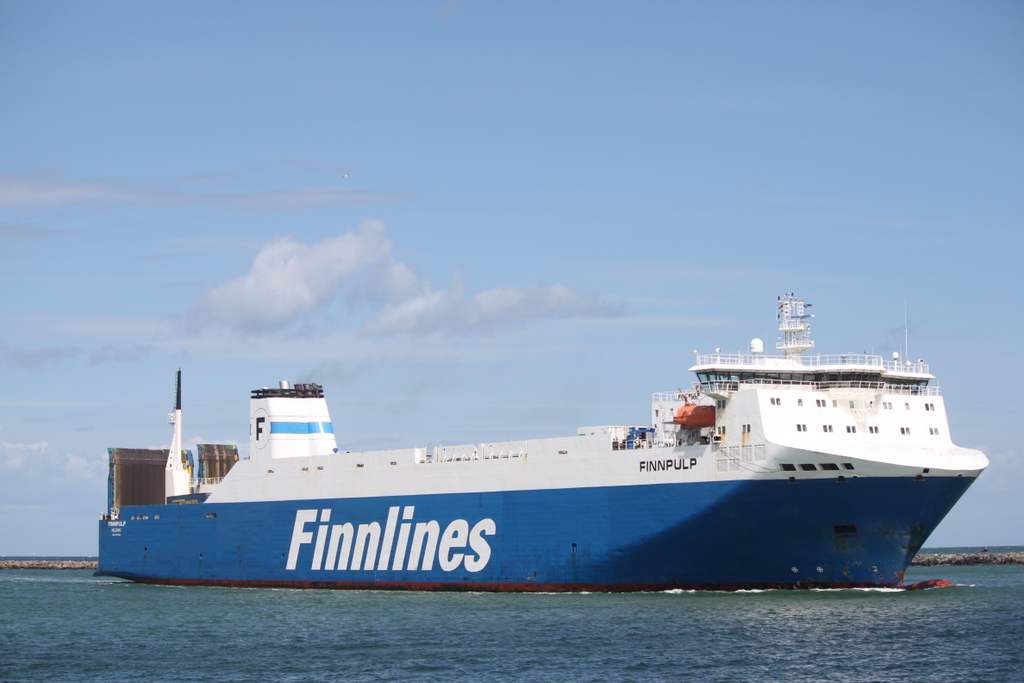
(287, 507, 496, 573)
(639, 457, 698, 472)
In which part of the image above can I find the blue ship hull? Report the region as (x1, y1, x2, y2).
(97, 475, 974, 591)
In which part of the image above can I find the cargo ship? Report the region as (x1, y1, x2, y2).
(97, 294, 987, 590)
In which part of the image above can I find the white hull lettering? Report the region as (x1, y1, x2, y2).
(286, 507, 496, 573)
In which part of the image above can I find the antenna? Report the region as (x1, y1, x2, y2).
(904, 300, 909, 361)
(165, 368, 189, 496)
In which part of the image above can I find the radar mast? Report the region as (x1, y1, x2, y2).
(776, 293, 814, 358)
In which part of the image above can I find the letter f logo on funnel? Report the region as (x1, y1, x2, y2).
(251, 407, 269, 455)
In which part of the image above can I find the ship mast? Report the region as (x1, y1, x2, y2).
(165, 369, 190, 497)
(776, 293, 814, 358)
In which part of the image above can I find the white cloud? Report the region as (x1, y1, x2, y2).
(366, 282, 613, 335)
(192, 221, 617, 336)
(0, 338, 81, 370)
(0, 336, 152, 372)
(0, 170, 144, 208)
(1, 440, 106, 491)
(1, 441, 49, 469)
(87, 344, 152, 366)
(191, 220, 393, 330)
(0, 223, 69, 241)
(0, 169, 408, 212)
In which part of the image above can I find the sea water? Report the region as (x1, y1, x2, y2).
(1, 562, 1022, 682)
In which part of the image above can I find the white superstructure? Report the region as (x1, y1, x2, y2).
(196, 294, 986, 506)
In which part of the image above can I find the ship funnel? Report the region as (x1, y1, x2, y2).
(249, 382, 338, 459)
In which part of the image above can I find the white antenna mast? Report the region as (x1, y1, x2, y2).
(904, 299, 909, 361)
(165, 369, 190, 497)
(776, 293, 814, 358)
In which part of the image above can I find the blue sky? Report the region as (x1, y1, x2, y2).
(1, 1, 1021, 555)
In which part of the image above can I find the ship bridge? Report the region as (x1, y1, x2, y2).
(689, 294, 938, 397)
(689, 352, 938, 397)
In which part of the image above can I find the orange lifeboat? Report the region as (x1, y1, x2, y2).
(672, 405, 716, 428)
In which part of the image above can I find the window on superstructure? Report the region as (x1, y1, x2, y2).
(905, 403, 910, 410)
(901, 427, 910, 435)
(929, 428, 939, 435)
(820, 463, 840, 471)
(842, 463, 855, 470)
(816, 399, 825, 407)
(797, 398, 803, 407)
(823, 425, 833, 433)
(799, 463, 816, 471)
(781, 463, 796, 471)
(796, 424, 807, 432)
(868, 426, 879, 434)
(832, 400, 838, 407)
(846, 426, 856, 434)
(742, 424, 751, 433)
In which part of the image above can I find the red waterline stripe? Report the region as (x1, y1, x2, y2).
(95, 574, 904, 592)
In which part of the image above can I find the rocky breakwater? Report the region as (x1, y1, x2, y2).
(912, 552, 1024, 566)
(0, 560, 98, 570)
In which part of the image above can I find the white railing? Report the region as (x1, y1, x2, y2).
(694, 353, 930, 375)
(428, 442, 528, 463)
(652, 391, 699, 402)
(697, 380, 940, 396)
